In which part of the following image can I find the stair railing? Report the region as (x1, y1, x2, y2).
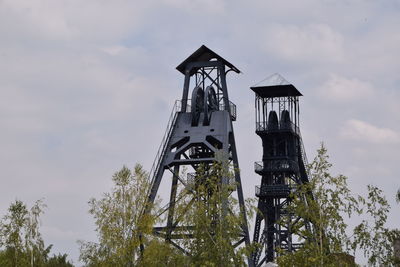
(147, 100, 182, 188)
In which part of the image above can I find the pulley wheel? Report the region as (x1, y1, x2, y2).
(204, 86, 218, 125)
(191, 86, 204, 126)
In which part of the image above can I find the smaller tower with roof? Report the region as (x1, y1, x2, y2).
(250, 74, 313, 266)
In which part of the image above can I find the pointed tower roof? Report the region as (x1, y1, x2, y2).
(176, 45, 240, 75)
(250, 73, 302, 97)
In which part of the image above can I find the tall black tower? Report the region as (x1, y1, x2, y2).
(145, 46, 252, 265)
(251, 74, 312, 266)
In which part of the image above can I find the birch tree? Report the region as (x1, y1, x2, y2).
(277, 144, 399, 267)
(78, 164, 179, 266)
(0, 199, 73, 267)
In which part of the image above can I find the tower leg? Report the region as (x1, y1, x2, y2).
(230, 133, 254, 267)
(166, 165, 180, 240)
(266, 201, 275, 263)
(252, 213, 263, 264)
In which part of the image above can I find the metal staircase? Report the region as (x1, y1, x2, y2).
(148, 100, 181, 191)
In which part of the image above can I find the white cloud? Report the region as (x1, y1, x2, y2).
(261, 23, 344, 63)
(0, 0, 156, 43)
(162, 0, 226, 14)
(318, 74, 375, 102)
(0, 0, 74, 41)
(101, 45, 127, 56)
(340, 119, 399, 144)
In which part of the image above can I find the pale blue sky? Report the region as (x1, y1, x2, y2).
(0, 0, 399, 265)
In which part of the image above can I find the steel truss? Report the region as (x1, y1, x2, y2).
(143, 46, 253, 266)
(250, 75, 313, 266)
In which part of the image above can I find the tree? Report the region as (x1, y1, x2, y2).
(0, 199, 49, 266)
(79, 161, 254, 266)
(277, 144, 360, 267)
(0, 200, 29, 266)
(45, 253, 74, 267)
(171, 159, 255, 266)
(78, 164, 180, 266)
(353, 185, 400, 266)
(277, 144, 399, 267)
(0, 199, 74, 267)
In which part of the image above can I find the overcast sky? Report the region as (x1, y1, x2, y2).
(0, 0, 399, 265)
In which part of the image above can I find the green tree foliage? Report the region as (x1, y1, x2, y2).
(277, 144, 360, 267)
(140, 239, 187, 266)
(353, 185, 400, 266)
(0, 200, 74, 267)
(173, 159, 254, 266)
(78, 164, 177, 266)
(79, 160, 254, 267)
(45, 253, 74, 267)
(277, 144, 399, 267)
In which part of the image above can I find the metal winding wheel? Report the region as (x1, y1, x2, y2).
(191, 86, 204, 126)
(191, 86, 218, 126)
(204, 86, 218, 125)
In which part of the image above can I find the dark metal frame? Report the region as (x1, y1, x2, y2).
(144, 46, 253, 266)
(251, 83, 312, 266)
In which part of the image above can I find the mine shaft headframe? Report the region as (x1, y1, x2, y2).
(250, 73, 303, 133)
(176, 45, 240, 126)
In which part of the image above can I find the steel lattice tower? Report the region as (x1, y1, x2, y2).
(144, 46, 252, 266)
(250, 74, 312, 266)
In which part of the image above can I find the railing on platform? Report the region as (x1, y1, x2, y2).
(175, 99, 237, 121)
(219, 99, 237, 121)
(187, 172, 236, 189)
(255, 184, 293, 197)
(256, 121, 300, 134)
(254, 159, 299, 173)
